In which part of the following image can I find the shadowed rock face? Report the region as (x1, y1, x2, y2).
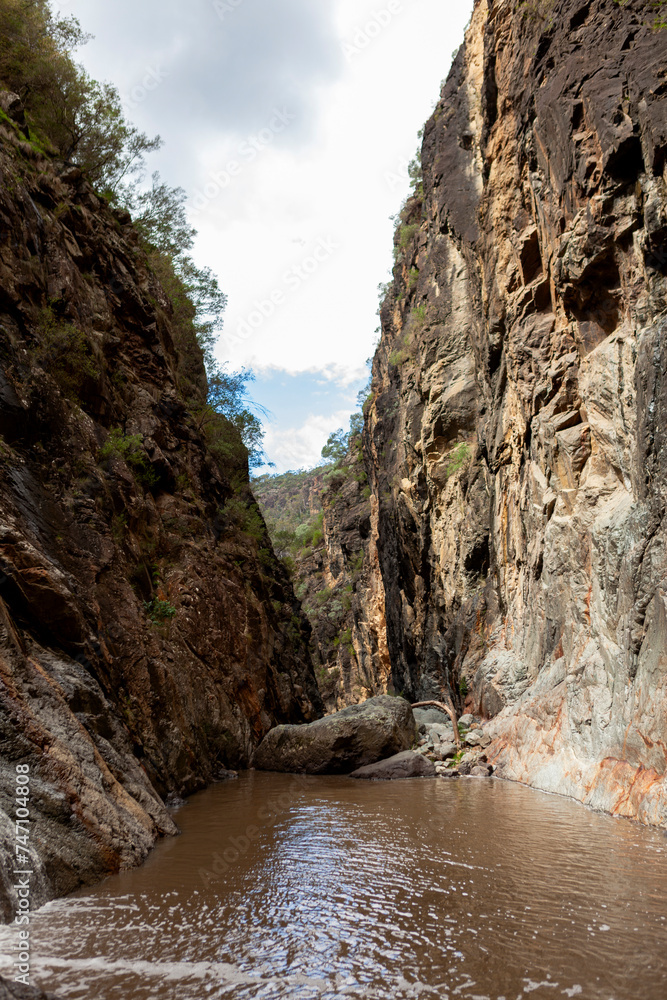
(364, 0, 667, 825)
(0, 111, 322, 920)
(0, 979, 58, 1000)
(253, 695, 416, 774)
(0, 975, 59, 999)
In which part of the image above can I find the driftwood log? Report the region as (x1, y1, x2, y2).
(411, 701, 461, 750)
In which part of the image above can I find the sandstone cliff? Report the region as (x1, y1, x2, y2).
(0, 105, 321, 920)
(366, 0, 667, 824)
(254, 452, 390, 711)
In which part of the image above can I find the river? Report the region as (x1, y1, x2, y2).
(1, 772, 666, 999)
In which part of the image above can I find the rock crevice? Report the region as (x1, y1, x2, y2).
(363, 0, 667, 825)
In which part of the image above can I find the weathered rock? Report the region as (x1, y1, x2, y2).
(0, 977, 59, 1000)
(253, 695, 415, 774)
(458, 715, 477, 729)
(470, 765, 493, 778)
(0, 92, 25, 126)
(426, 723, 454, 741)
(414, 707, 452, 727)
(465, 731, 491, 748)
(360, 0, 667, 827)
(435, 742, 458, 760)
(253, 460, 391, 714)
(349, 750, 436, 780)
(0, 114, 322, 919)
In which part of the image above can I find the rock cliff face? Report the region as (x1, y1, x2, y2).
(254, 455, 390, 711)
(366, 0, 667, 824)
(0, 107, 321, 920)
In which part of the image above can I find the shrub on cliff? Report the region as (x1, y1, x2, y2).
(0, 0, 159, 190)
(33, 308, 100, 400)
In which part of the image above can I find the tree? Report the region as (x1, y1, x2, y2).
(321, 428, 348, 465)
(0, 1, 268, 472)
(0, 0, 160, 191)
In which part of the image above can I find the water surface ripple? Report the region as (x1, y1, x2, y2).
(1, 773, 666, 999)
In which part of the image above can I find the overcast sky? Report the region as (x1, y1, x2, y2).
(60, 0, 474, 473)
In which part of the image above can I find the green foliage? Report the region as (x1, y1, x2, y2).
(409, 267, 420, 290)
(518, 0, 555, 24)
(377, 279, 393, 304)
(333, 627, 355, 657)
(348, 549, 364, 574)
(612, 0, 667, 29)
(143, 598, 176, 624)
(0, 2, 266, 474)
(99, 428, 158, 488)
(111, 513, 127, 543)
(321, 427, 348, 465)
(445, 442, 472, 478)
(220, 497, 266, 543)
(389, 348, 409, 367)
(408, 155, 423, 191)
(0, 0, 160, 190)
(459, 676, 469, 697)
(34, 309, 99, 399)
(395, 221, 420, 261)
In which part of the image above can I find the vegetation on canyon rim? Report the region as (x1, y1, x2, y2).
(0, 0, 267, 475)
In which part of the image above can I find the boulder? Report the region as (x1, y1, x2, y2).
(458, 713, 477, 727)
(350, 751, 436, 780)
(253, 695, 416, 774)
(0, 92, 25, 126)
(426, 723, 454, 741)
(414, 707, 452, 727)
(470, 765, 493, 777)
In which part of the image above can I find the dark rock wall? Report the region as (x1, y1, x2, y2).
(365, 0, 667, 824)
(0, 114, 321, 919)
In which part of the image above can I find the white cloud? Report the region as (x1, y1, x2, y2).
(261, 410, 351, 474)
(63, 0, 475, 467)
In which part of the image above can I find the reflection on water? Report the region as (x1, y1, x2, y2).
(1, 773, 666, 999)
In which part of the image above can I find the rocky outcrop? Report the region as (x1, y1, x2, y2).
(365, 0, 667, 825)
(0, 977, 58, 1000)
(0, 109, 321, 919)
(253, 695, 415, 773)
(254, 449, 391, 711)
(349, 749, 435, 779)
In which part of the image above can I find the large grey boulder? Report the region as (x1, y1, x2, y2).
(253, 696, 416, 774)
(414, 707, 452, 727)
(350, 751, 436, 780)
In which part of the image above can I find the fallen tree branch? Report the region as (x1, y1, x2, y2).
(411, 700, 461, 750)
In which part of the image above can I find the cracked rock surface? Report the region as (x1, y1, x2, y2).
(0, 110, 322, 920)
(364, 0, 667, 825)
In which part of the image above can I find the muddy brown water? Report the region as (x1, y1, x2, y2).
(1, 772, 666, 999)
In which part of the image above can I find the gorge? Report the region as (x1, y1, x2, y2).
(0, 0, 666, 996)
